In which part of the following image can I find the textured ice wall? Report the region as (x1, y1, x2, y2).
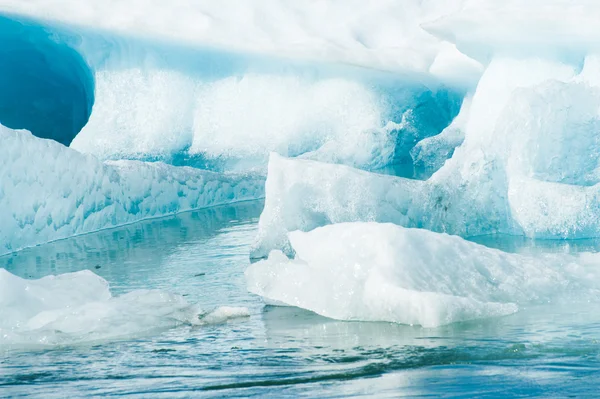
(247, 223, 600, 327)
(0, 3, 475, 172)
(253, 54, 600, 254)
(0, 268, 249, 346)
(72, 70, 456, 171)
(0, 127, 264, 255)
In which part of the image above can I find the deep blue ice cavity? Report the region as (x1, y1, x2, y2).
(0, 15, 94, 146)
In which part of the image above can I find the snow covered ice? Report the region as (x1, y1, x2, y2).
(247, 223, 600, 327)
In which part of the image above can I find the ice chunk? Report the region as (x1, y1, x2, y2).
(252, 56, 600, 255)
(0, 127, 264, 255)
(198, 306, 250, 324)
(246, 223, 600, 328)
(0, 268, 249, 346)
(250, 153, 425, 259)
(250, 152, 514, 259)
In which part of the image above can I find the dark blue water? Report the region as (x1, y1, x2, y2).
(2, 200, 600, 398)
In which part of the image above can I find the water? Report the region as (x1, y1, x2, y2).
(2, 200, 600, 398)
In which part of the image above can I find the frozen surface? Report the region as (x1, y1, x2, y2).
(73, 71, 454, 171)
(0, 0, 474, 76)
(423, 0, 600, 63)
(0, 268, 248, 346)
(253, 54, 600, 254)
(0, 126, 264, 255)
(247, 223, 600, 327)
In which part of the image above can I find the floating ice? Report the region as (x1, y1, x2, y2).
(252, 54, 600, 256)
(0, 126, 264, 256)
(247, 223, 600, 327)
(0, 268, 249, 346)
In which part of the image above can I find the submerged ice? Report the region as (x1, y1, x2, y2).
(0, 268, 249, 346)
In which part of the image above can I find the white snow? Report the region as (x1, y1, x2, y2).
(247, 222, 600, 327)
(423, 0, 600, 63)
(0, 126, 264, 256)
(0, 268, 249, 346)
(0, 0, 471, 76)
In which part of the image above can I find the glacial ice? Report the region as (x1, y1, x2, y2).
(247, 223, 600, 327)
(0, 5, 468, 172)
(0, 126, 264, 256)
(0, 268, 249, 346)
(252, 54, 600, 256)
(72, 71, 436, 171)
(410, 96, 472, 175)
(5, 0, 600, 330)
(0, 16, 94, 145)
(423, 0, 600, 63)
(70, 66, 462, 172)
(0, 0, 471, 75)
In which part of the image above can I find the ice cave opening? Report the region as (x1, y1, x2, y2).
(0, 15, 94, 146)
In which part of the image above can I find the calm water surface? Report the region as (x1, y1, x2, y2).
(2, 200, 600, 398)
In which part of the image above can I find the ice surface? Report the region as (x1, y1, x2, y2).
(410, 96, 472, 175)
(72, 71, 413, 171)
(70, 64, 462, 171)
(0, 268, 249, 346)
(0, 10, 468, 172)
(253, 54, 600, 255)
(0, 16, 94, 146)
(423, 0, 600, 63)
(1, 0, 471, 75)
(0, 126, 264, 256)
(247, 223, 600, 327)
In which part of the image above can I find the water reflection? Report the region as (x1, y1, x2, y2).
(1, 200, 264, 294)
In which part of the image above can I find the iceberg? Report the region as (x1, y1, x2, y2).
(0, 268, 249, 346)
(252, 54, 600, 256)
(0, 8, 469, 173)
(0, 126, 264, 256)
(247, 222, 600, 328)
